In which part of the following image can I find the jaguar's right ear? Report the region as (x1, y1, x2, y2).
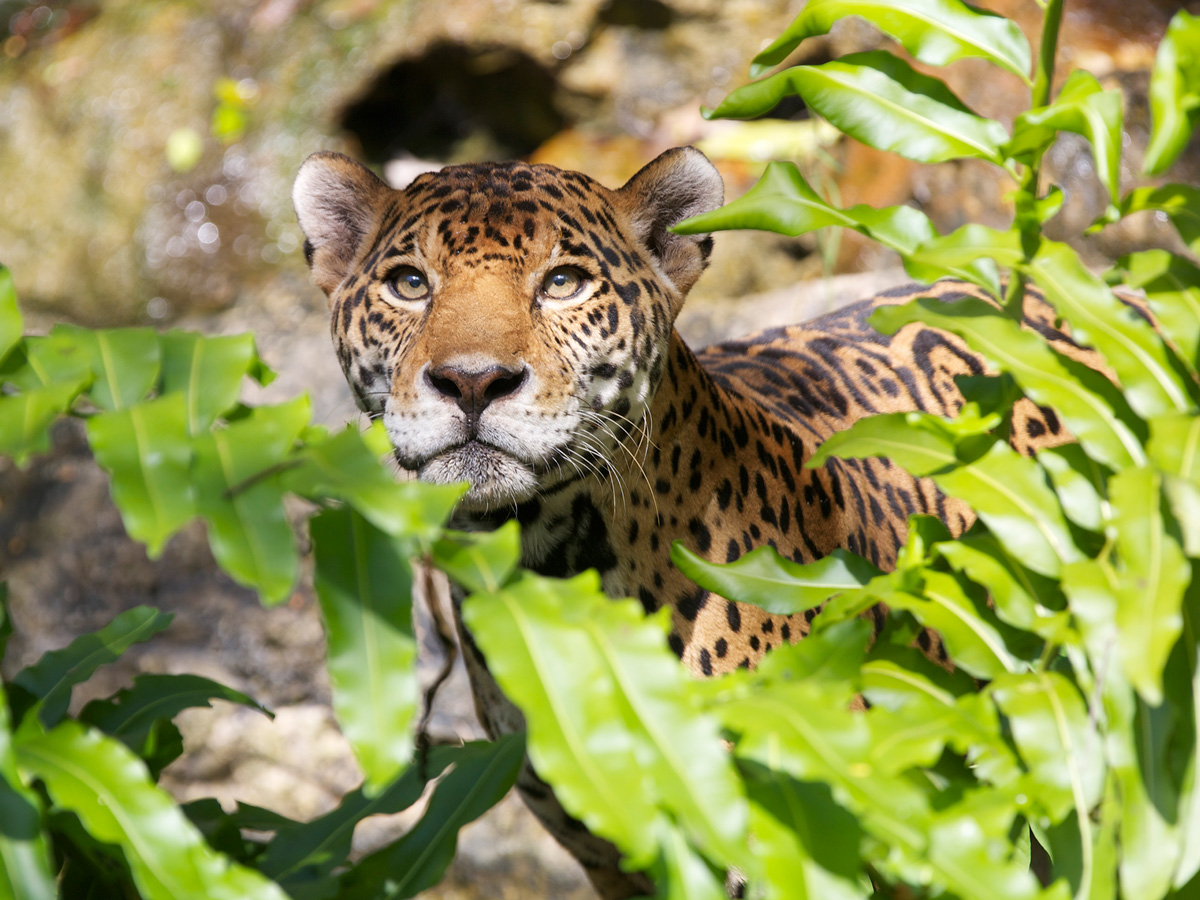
(293, 151, 392, 297)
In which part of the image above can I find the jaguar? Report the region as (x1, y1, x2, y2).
(293, 146, 1079, 898)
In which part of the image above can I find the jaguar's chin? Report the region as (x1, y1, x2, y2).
(417, 441, 540, 510)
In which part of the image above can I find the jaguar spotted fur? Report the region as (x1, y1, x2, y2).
(293, 146, 1081, 899)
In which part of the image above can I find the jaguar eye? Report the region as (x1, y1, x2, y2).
(387, 267, 430, 302)
(542, 266, 585, 300)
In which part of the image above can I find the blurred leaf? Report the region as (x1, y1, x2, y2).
(463, 571, 747, 869)
(812, 415, 1080, 576)
(670, 543, 880, 615)
(873, 296, 1144, 470)
(192, 397, 309, 603)
(748, 619, 871, 712)
(79, 673, 270, 753)
(258, 745, 460, 887)
(285, 422, 463, 543)
(159, 331, 261, 434)
(32, 325, 160, 412)
(1108, 467, 1188, 705)
(1122, 184, 1200, 258)
(11, 606, 172, 728)
(1037, 444, 1107, 534)
(750, 0, 1030, 81)
(1119, 249, 1200, 377)
(1009, 70, 1123, 211)
(311, 506, 419, 791)
(15, 719, 290, 900)
(713, 51, 1008, 164)
(651, 822, 730, 900)
(1028, 240, 1193, 418)
(0, 268, 20, 365)
(740, 761, 867, 900)
(338, 734, 525, 900)
(991, 671, 1104, 822)
(432, 522, 521, 594)
(87, 394, 196, 557)
(0, 378, 89, 466)
(1145, 10, 1200, 175)
(0, 675, 56, 900)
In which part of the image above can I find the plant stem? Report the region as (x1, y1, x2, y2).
(1005, 0, 1065, 317)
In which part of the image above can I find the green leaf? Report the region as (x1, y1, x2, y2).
(675, 162, 997, 288)
(0, 268, 21, 365)
(191, 398, 309, 603)
(0, 674, 57, 900)
(0, 378, 89, 466)
(714, 51, 1007, 164)
(812, 414, 1080, 576)
(258, 745, 459, 886)
(1109, 467, 1189, 705)
(990, 671, 1104, 823)
(902, 223, 1022, 288)
(31, 325, 160, 412)
(748, 619, 871, 712)
(651, 823, 730, 900)
(740, 761, 868, 900)
(11, 606, 173, 727)
(750, 0, 1030, 81)
(670, 543, 880, 615)
(87, 394, 196, 557)
(463, 571, 747, 869)
(337, 735, 525, 900)
(432, 522, 521, 594)
(1037, 444, 1107, 535)
(1028, 240, 1193, 419)
(159, 332, 261, 434)
(872, 295, 1145, 470)
(15, 719, 290, 900)
(311, 506, 419, 791)
(285, 422, 463, 543)
(1145, 10, 1200, 175)
(1119, 249, 1200, 378)
(79, 673, 270, 755)
(1122, 184, 1200, 259)
(1009, 70, 1123, 211)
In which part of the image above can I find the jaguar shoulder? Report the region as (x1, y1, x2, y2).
(293, 146, 1089, 899)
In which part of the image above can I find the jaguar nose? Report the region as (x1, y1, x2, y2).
(426, 363, 528, 425)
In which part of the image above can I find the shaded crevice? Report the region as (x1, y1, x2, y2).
(341, 42, 568, 165)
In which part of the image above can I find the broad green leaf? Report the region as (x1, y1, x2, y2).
(463, 570, 747, 869)
(337, 734, 525, 900)
(670, 543, 880, 615)
(935, 533, 1067, 634)
(0, 268, 20, 365)
(750, 0, 1030, 81)
(79, 673, 270, 753)
(29, 325, 160, 412)
(740, 761, 868, 900)
(1122, 184, 1200, 258)
(311, 506, 419, 790)
(1009, 70, 1123, 211)
(1028, 240, 1193, 418)
(1174, 588, 1200, 888)
(159, 331, 260, 434)
(651, 822, 729, 900)
(1119, 249, 1200, 377)
(749, 619, 871, 711)
(1149, 411, 1200, 484)
(872, 296, 1145, 470)
(192, 397, 309, 603)
(902, 223, 1022, 289)
(926, 805, 1044, 900)
(991, 671, 1104, 823)
(258, 744, 459, 885)
(1109, 467, 1188, 705)
(286, 422, 463, 543)
(812, 414, 1080, 576)
(87, 394, 196, 557)
(0, 378, 89, 466)
(674, 162, 998, 290)
(15, 719, 290, 900)
(432, 522, 521, 594)
(1037, 444, 1107, 535)
(1145, 11, 1200, 175)
(12, 606, 172, 727)
(0, 677, 56, 900)
(713, 52, 1007, 164)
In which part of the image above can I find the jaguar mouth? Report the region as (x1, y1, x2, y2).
(413, 439, 540, 508)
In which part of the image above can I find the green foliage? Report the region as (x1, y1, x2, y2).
(2, 1, 1200, 897)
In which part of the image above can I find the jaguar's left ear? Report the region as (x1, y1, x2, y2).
(615, 146, 724, 297)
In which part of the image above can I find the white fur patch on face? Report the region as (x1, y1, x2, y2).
(418, 442, 539, 508)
